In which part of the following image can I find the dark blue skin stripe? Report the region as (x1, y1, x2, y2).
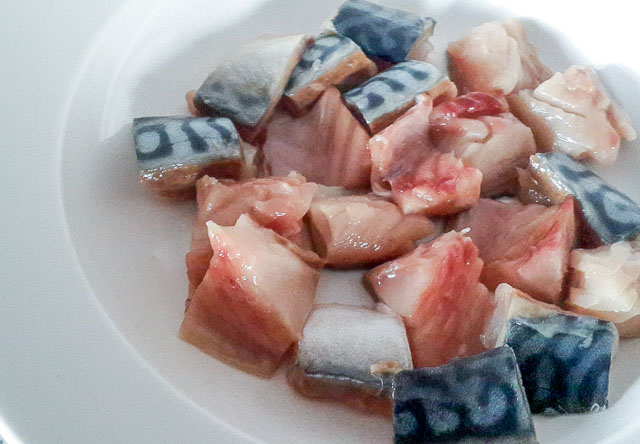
(506, 314, 617, 414)
(134, 123, 173, 161)
(531, 152, 640, 244)
(331, 0, 432, 63)
(393, 346, 537, 443)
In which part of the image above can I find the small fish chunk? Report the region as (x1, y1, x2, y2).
(283, 33, 377, 116)
(328, 0, 436, 63)
(365, 231, 495, 367)
(390, 152, 482, 216)
(508, 66, 636, 165)
(430, 93, 536, 197)
(194, 34, 311, 130)
(186, 173, 316, 291)
(506, 313, 618, 414)
(180, 215, 320, 377)
(483, 283, 563, 349)
(567, 242, 640, 337)
(519, 152, 640, 246)
(133, 116, 243, 194)
(263, 87, 371, 188)
(448, 19, 551, 95)
(451, 198, 577, 304)
(343, 61, 457, 133)
(288, 303, 412, 414)
(393, 346, 537, 444)
(308, 194, 434, 267)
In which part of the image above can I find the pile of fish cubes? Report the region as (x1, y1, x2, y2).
(131, 0, 639, 442)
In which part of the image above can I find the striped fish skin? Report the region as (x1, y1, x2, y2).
(283, 33, 376, 115)
(506, 313, 618, 414)
(330, 0, 435, 63)
(343, 61, 454, 133)
(133, 116, 243, 192)
(393, 346, 537, 444)
(528, 152, 640, 245)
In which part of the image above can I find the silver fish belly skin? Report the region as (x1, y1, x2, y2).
(285, 33, 367, 96)
(343, 61, 444, 132)
(133, 116, 241, 172)
(531, 152, 640, 244)
(330, 0, 435, 63)
(393, 346, 537, 444)
(506, 313, 617, 414)
(292, 304, 412, 398)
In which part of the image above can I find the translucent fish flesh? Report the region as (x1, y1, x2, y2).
(567, 241, 640, 337)
(262, 87, 371, 188)
(429, 93, 536, 197)
(328, 0, 436, 63)
(283, 33, 377, 116)
(451, 198, 577, 304)
(343, 61, 456, 133)
(194, 34, 311, 129)
(133, 116, 243, 194)
(186, 173, 316, 294)
(519, 152, 640, 245)
(508, 66, 636, 165)
(288, 303, 412, 414)
(365, 231, 495, 367)
(180, 215, 320, 377)
(393, 346, 537, 444)
(447, 19, 551, 95)
(308, 194, 434, 267)
(506, 313, 618, 414)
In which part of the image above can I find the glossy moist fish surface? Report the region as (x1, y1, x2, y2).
(288, 303, 412, 414)
(393, 346, 537, 444)
(329, 0, 435, 63)
(508, 66, 636, 165)
(263, 87, 371, 188)
(567, 241, 640, 337)
(451, 197, 576, 304)
(185, 173, 316, 292)
(133, 116, 243, 193)
(180, 215, 320, 377)
(194, 34, 311, 128)
(506, 313, 618, 414)
(308, 194, 434, 267)
(343, 61, 456, 133)
(283, 33, 377, 115)
(523, 152, 640, 245)
(365, 231, 495, 367)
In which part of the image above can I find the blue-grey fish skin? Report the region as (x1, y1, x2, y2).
(506, 313, 617, 414)
(393, 346, 537, 444)
(330, 0, 435, 63)
(133, 116, 242, 175)
(343, 61, 445, 133)
(529, 152, 640, 244)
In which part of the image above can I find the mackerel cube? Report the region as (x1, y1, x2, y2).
(506, 313, 618, 414)
(329, 0, 436, 63)
(393, 346, 537, 443)
(343, 61, 456, 133)
(133, 116, 243, 194)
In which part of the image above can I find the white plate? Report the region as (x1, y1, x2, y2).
(2, 0, 640, 442)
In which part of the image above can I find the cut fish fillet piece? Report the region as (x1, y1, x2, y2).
(365, 231, 495, 367)
(451, 198, 577, 304)
(288, 303, 412, 415)
(567, 241, 640, 337)
(186, 173, 316, 291)
(508, 66, 636, 165)
(180, 215, 320, 377)
(262, 87, 371, 188)
(447, 19, 551, 95)
(308, 194, 434, 267)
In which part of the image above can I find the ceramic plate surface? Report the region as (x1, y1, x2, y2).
(2, 0, 640, 442)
